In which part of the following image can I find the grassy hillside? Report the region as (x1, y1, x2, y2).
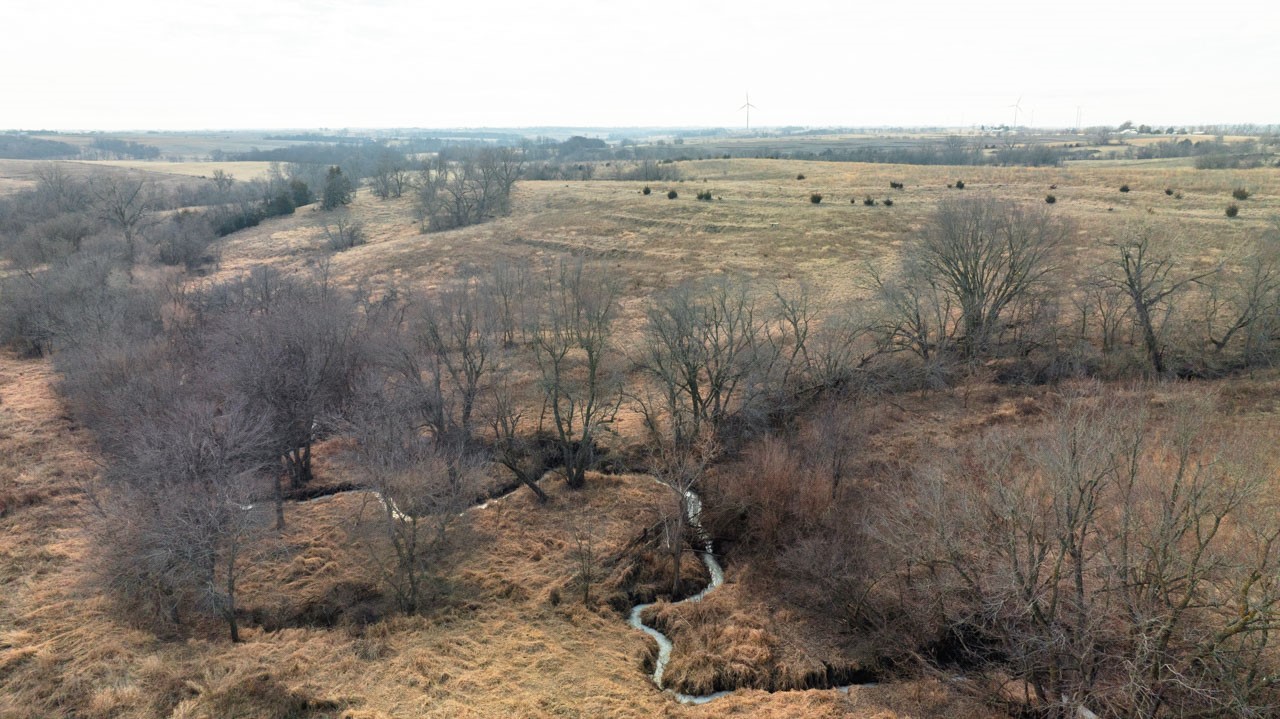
(4, 154, 1280, 717)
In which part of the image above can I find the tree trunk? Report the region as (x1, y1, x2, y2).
(226, 564, 240, 643)
(286, 442, 314, 490)
(274, 469, 285, 530)
(670, 496, 686, 597)
(521, 470, 549, 503)
(1132, 300, 1166, 375)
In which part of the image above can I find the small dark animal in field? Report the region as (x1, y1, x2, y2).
(1049, 184, 1057, 190)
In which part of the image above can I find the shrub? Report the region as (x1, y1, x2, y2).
(883, 198, 894, 207)
(809, 193, 822, 204)
(642, 186, 651, 195)
(265, 190, 296, 217)
(696, 190, 713, 201)
(1119, 184, 1130, 193)
(1233, 187, 1251, 200)
(1045, 194, 1057, 204)
(323, 217, 365, 250)
(1165, 188, 1174, 196)
(1226, 203, 1240, 218)
(954, 180, 965, 189)
(863, 196, 875, 206)
(890, 181, 904, 189)
(667, 190, 677, 199)
(796, 173, 806, 180)
(289, 179, 313, 207)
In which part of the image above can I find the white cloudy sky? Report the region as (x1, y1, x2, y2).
(3, 0, 1277, 131)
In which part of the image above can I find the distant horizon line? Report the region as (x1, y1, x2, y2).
(5, 122, 1279, 135)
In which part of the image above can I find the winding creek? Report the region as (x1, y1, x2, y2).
(292, 478, 1100, 714)
(627, 488, 873, 704)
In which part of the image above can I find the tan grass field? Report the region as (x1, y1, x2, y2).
(5, 155, 1280, 717)
(211, 157, 1280, 320)
(69, 160, 277, 181)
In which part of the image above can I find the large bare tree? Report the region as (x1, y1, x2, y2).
(900, 196, 1070, 359)
(89, 172, 153, 274)
(530, 260, 621, 490)
(94, 397, 274, 642)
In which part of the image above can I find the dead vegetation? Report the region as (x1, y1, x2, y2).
(1, 353, 990, 716)
(5, 150, 1280, 717)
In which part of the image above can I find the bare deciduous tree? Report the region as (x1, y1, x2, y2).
(1201, 241, 1280, 366)
(637, 275, 770, 450)
(1102, 226, 1217, 375)
(487, 372, 551, 503)
(94, 397, 273, 642)
(346, 381, 481, 613)
(652, 437, 716, 598)
(530, 260, 621, 490)
(898, 196, 1070, 359)
(213, 273, 372, 528)
(880, 390, 1280, 718)
(413, 148, 522, 232)
(89, 172, 154, 274)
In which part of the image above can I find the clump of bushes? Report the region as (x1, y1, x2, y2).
(796, 173, 806, 180)
(1045, 194, 1057, 204)
(642, 186, 651, 195)
(1119, 184, 1130, 193)
(954, 180, 965, 189)
(809, 193, 823, 204)
(883, 198, 894, 207)
(889, 181, 904, 190)
(696, 190, 713, 201)
(667, 190, 678, 200)
(323, 217, 365, 251)
(1233, 187, 1251, 200)
(1165, 188, 1174, 196)
(863, 196, 876, 206)
(1226, 203, 1240, 218)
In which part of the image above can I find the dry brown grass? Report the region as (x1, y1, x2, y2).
(69, 160, 277, 182)
(1, 351, 991, 717)
(207, 158, 1280, 332)
(10, 155, 1280, 717)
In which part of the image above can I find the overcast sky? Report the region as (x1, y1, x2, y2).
(4, 0, 1277, 131)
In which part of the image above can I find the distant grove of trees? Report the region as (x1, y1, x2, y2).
(0, 134, 80, 159)
(86, 137, 162, 160)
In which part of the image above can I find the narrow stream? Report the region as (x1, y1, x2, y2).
(627, 488, 869, 704)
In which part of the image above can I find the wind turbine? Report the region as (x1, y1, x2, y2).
(1007, 96, 1023, 129)
(739, 92, 758, 131)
